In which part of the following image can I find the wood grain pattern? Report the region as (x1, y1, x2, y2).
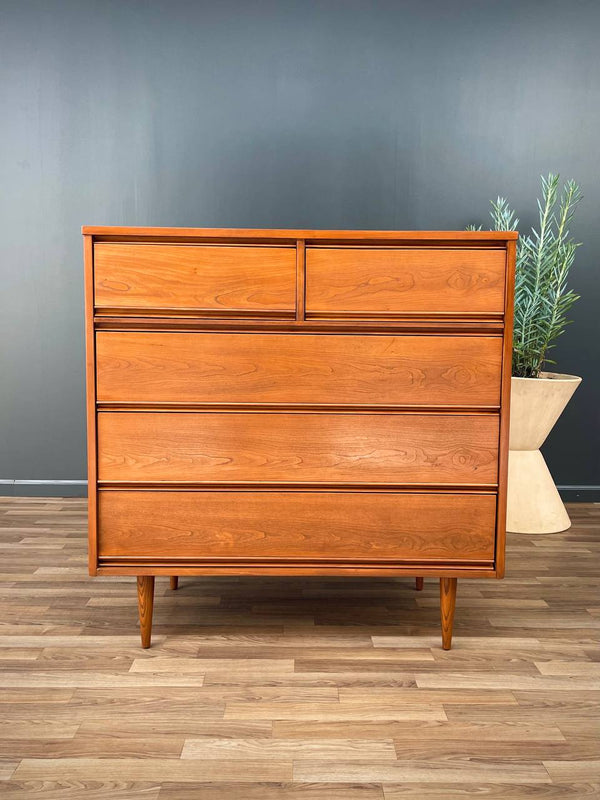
(94, 244, 296, 314)
(136, 576, 154, 649)
(85, 228, 515, 651)
(98, 564, 497, 579)
(83, 235, 98, 577)
(306, 248, 506, 315)
(495, 238, 517, 578)
(296, 240, 306, 321)
(97, 491, 497, 563)
(82, 225, 519, 241)
(1, 497, 598, 797)
(97, 412, 499, 486)
(95, 331, 503, 408)
(440, 577, 458, 650)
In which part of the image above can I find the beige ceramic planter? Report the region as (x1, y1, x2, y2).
(507, 372, 581, 534)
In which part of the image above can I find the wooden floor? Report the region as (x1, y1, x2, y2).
(0, 498, 598, 799)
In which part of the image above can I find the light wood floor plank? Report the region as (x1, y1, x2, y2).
(293, 760, 551, 783)
(415, 673, 600, 690)
(0, 671, 206, 688)
(181, 737, 397, 760)
(224, 702, 448, 721)
(534, 661, 600, 676)
(158, 783, 385, 799)
(543, 761, 600, 782)
(12, 758, 293, 782)
(382, 783, 600, 798)
(0, 783, 161, 800)
(272, 720, 567, 742)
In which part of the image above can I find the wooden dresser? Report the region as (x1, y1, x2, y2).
(83, 227, 516, 649)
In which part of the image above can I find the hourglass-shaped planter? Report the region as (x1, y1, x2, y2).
(507, 373, 581, 534)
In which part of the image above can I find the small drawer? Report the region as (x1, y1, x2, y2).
(97, 412, 499, 486)
(306, 248, 506, 317)
(94, 244, 296, 315)
(98, 490, 497, 563)
(96, 332, 503, 408)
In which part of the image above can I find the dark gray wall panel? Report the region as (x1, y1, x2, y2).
(1, 0, 598, 491)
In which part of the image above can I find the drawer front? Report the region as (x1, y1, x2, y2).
(96, 332, 502, 408)
(98, 491, 497, 563)
(306, 248, 506, 316)
(94, 244, 296, 314)
(98, 412, 499, 486)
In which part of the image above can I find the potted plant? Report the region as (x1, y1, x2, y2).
(470, 174, 582, 533)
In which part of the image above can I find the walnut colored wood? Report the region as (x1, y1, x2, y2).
(94, 244, 296, 314)
(415, 577, 424, 591)
(440, 577, 458, 650)
(97, 491, 496, 563)
(495, 238, 517, 578)
(97, 412, 499, 486)
(84, 227, 516, 650)
(96, 331, 503, 408)
(136, 576, 154, 648)
(296, 240, 306, 321)
(83, 224, 519, 241)
(306, 248, 506, 316)
(83, 235, 98, 576)
(169, 576, 178, 590)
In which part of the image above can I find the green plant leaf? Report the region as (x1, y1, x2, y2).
(468, 174, 582, 377)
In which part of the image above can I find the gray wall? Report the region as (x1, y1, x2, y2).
(1, 0, 599, 496)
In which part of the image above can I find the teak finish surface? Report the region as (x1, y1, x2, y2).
(97, 491, 497, 563)
(96, 331, 502, 410)
(306, 248, 506, 315)
(95, 244, 297, 314)
(97, 412, 499, 486)
(83, 225, 519, 241)
(96, 331, 503, 408)
(84, 228, 516, 649)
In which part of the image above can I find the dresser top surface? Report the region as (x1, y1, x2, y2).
(82, 226, 518, 243)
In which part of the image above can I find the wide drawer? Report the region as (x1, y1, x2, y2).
(94, 244, 296, 314)
(97, 412, 499, 486)
(97, 491, 497, 563)
(96, 332, 502, 408)
(306, 248, 506, 316)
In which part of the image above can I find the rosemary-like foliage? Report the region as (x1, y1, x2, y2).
(469, 174, 582, 378)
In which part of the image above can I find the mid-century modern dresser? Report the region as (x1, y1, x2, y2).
(83, 227, 516, 649)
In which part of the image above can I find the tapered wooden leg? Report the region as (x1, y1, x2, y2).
(170, 576, 179, 591)
(440, 577, 457, 650)
(137, 576, 155, 649)
(415, 577, 424, 591)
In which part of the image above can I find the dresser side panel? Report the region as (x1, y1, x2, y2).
(495, 239, 517, 577)
(84, 234, 98, 575)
